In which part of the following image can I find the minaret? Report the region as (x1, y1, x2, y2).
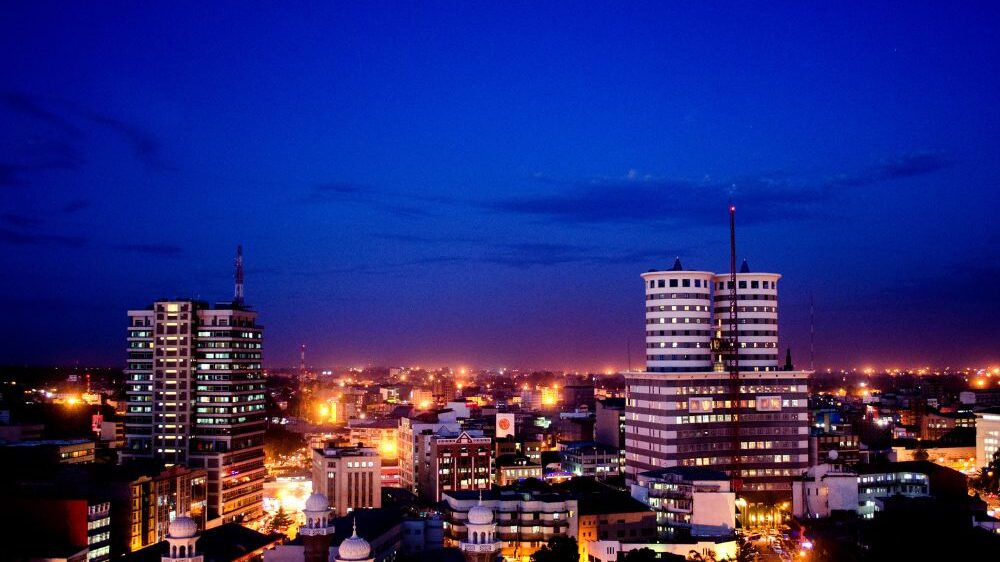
(162, 516, 203, 562)
(301, 493, 335, 562)
(460, 493, 501, 562)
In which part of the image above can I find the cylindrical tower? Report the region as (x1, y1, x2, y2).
(713, 261, 780, 371)
(640, 258, 715, 373)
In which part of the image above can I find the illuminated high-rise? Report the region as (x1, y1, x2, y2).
(627, 258, 810, 504)
(123, 250, 266, 522)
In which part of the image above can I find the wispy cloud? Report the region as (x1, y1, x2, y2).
(488, 152, 952, 225)
(0, 227, 88, 247)
(305, 182, 435, 218)
(60, 199, 91, 214)
(0, 91, 173, 183)
(113, 243, 184, 256)
(0, 92, 84, 138)
(77, 109, 172, 171)
(0, 140, 86, 187)
(374, 233, 683, 270)
(1, 213, 43, 228)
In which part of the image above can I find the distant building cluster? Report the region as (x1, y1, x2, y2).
(4, 246, 1000, 561)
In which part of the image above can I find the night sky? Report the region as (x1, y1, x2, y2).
(2, 2, 998, 370)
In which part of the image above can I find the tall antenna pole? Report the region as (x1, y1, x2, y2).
(809, 293, 816, 371)
(234, 245, 245, 305)
(626, 338, 632, 372)
(727, 205, 742, 492)
(300, 344, 307, 376)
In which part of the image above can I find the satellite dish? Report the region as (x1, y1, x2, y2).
(828, 450, 839, 461)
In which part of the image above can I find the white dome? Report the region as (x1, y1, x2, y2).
(467, 504, 494, 525)
(337, 522, 371, 561)
(304, 492, 329, 512)
(169, 516, 198, 539)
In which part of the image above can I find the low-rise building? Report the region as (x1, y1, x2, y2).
(495, 454, 543, 486)
(398, 410, 464, 496)
(920, 409, 975, 441)
(558, 441, 621, 479)
(976, 408, 1000, 469)
(400, 516, 444, 556)
(791, 463, 859, 519)
(418, 430, 492, 502)
(810, 430, 860, 467)
(442, 489, 578, 562)
(583, 539, 737, 562)
(348, 419, 399, 460)
(124, 520, 280, 562)
(857, 466, 930, 518)
(630, 467, 736, 541)
(0, 438, 95, 465)
(312, 445, 382, 516)
(577, 491, 656, 546)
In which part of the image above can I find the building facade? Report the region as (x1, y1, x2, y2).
(123, 296, 266, 523)
(418, 430, 492, 503)
(311, 446, 382, 516)
(976, 408, 1000, 469)
(558, 441, 622, 478)
(397, 412, 462, 496)
(626, 260, 810, 498)
(631, 467, 736, 540)
(442, 490, 578, 562)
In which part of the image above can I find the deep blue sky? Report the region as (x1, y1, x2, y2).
(2, 2, 998, 370)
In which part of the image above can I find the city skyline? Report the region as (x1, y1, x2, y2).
(2, 3, 999, 369)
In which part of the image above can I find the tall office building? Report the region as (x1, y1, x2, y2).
(627, 258, 809, 502)
(123, 248, 266, 523)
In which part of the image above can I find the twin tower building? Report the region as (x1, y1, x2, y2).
(625, 258, 810, 499)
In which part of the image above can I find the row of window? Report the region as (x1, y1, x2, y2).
(648, 279, 709, 289)
(629, 384, 805, 395)
(646, 317, 710, 325)
(196, 330, 261, 338)
(647, 279, 777, 290)
(712, 306, 777, 313)
(677, 440, 803, 453)
(647, 341, 777, 349)
(714, 318, 778, 325)
(646, 292, 710, 300)
(646, 305, 710, 312)
(713, 293, 777, 302)
(646, 354, 711, 361)
(646, 330, 712, 337)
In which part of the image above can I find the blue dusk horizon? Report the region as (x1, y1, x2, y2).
(1, 2, 998, 370)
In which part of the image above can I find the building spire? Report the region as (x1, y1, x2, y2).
(234, 245, 244, 305)
(352, 517, 358, 537)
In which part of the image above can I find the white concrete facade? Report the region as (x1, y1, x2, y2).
(791, 464, 859, 519)
(976, 411, 1000, 469)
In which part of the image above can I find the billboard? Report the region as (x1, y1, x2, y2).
(496, 413, 515, 438)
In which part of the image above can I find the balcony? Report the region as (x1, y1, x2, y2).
(461, 543, 500, 553)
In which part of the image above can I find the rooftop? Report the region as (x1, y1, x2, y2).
(578, 492, 654, 516)
(639, 466, 730, 482)
(121, 523, 280, 562)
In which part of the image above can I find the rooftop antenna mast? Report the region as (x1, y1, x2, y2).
(727, 205, 742, 492)
(626, 338, 632, 372)
(809, 293, 816, 371)
(234, 245, 245, 305)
